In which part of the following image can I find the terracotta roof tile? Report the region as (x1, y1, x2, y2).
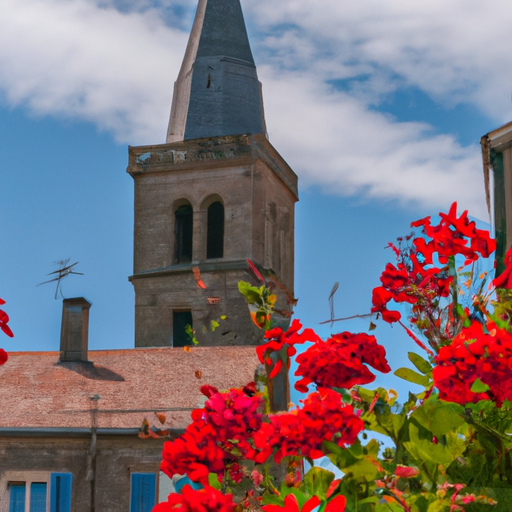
(0, 346, 259, 430)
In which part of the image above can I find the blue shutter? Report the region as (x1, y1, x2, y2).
(9, 483, 26, 512)
(50, 473, 72, 512)
(130, 473, 156, 512)
(30, 483, 48, 512)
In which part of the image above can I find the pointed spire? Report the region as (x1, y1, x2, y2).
(166, 0, 267, 143)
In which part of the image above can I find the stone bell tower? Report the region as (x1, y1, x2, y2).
(127, 0, 298, 348)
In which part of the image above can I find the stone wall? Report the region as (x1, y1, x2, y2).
(128, 134, 298, 348)
(0, 434, 164, 512)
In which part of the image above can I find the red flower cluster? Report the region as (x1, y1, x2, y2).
(412, 202, 496, 264)
(371, 203, 495, 325)
(262, 494, 346, 512)
(253, 389, 364, 463)
(433, 321, 512, 405)
(161, 419, 226, 484)
(153, 484, 236, 512)
(262, 493, 346, 512)
(257, 320, 321, 378)
(161, 384, 262, 484)
(294, 332, 391, 392)
(0, 297, 13, 366)
(371, 253, 450, 324)
(195, 385, 263, 443)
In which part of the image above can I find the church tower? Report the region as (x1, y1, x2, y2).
(127, 0, 298, 347)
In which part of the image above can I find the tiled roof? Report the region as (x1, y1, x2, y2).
(0, 346, 259, 431)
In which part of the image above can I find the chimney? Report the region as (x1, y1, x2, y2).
(60, 297, 92, 362)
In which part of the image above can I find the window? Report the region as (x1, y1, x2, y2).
(8, 483, 26, 512)
(173, 311, 193, 348)
(130, 473, 156, 512)
(207, 202, 224, 259)
(29, 483, 47, 512)
(5, 473, 72, 512)
(175, 204, 193, 263)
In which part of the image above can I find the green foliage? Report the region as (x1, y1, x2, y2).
(238, 280, 277, 330)
(408, 352, 433, 376)
(302, 467, 335, 501)
(185, 324, 199, 345)
(394, 367, 430, 387)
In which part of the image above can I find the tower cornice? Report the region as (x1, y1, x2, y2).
(128, 134, 298, 200)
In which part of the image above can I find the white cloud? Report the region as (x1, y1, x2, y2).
(261, 68, 485, 216)
(245, 0, 512, 120)
(0, 0, 187, 142)
(0, 0, 500, 216)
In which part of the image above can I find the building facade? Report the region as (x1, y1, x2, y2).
(481, 121, 512, 274)
(0, 0, 296, 510)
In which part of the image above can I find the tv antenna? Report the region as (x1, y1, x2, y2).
(37, 258, 83, 299)
(328, 282, 339, 326)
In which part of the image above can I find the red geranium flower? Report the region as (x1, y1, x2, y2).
(257, 320, 322, 378)
(262, 493, 346, 512)
(493, 246, 512, 289)
(394, 465, 419, 478)
(294, 332, 390, 392)
(253, 389, 364, 463)
(433, 321, 512, 406)
(161, 420, 227, 484)
(193, 385, 263, 451)
(153, 485, 236, 512)
(372, 204, 495, 331)
(262, 494, 321, 512)
(0, 306, 13, 338)
(413, 203, 495, 264)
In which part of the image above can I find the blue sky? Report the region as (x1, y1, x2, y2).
(0, 0, 506, 397)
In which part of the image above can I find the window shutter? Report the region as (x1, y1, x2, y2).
(30, 483, 48, 512)
(8, 483, 26, 512)
(130, 473, 156, 512)
(50, 473, 72, 512)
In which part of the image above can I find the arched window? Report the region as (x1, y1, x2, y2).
(207, 201, 224, 259)
(175, 204, 193, 263)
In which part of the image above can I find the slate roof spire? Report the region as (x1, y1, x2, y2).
(166, 0, 267, 142)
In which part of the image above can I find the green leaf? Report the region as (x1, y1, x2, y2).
(261, 494, 283, 506)
(470, 378, 490, 393)
(456, 303, 467, 320)
(408, 352, 433, 375)
(323, 440, 350, 458)
(358, 497, 379, 505)
(278, 488, 311, 510)
(410, 395, 465, 437)
(185, 324, 199, 345)
(208, 473, 221, 490)
(238, 281, 263, 305)
(302, 467, 335, 501)
(210, 320, 220, 332)
(332, 387, 353, 403)
(394, 367, 430, 386)
(403, 422, 465, 467)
